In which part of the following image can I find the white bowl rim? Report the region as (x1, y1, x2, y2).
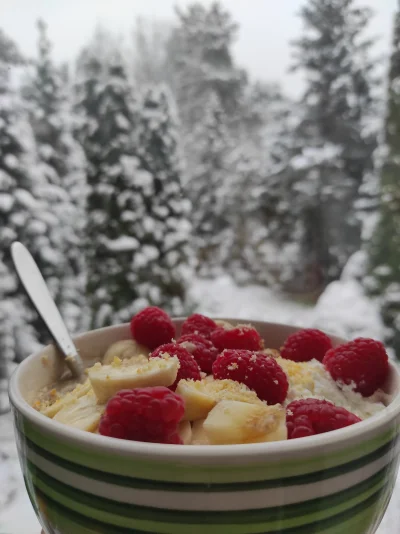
(9, 319, 400, 461)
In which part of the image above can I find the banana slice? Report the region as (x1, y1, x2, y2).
(178, 421, 192, 444)
(53, 391, 105, 432)
(40, 380, 92, 418)
(176, 380, 216, 420)
(103, 339, 150, 365)
(203, 400, 287, 445)
(190, 419, 211, 445)
(88, 356, 179, 403)
(176, 378, 264, 421)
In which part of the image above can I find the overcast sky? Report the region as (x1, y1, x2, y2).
(0, 0, 397, 97)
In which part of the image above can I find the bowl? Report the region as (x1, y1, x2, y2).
(9, 319, 400, 534)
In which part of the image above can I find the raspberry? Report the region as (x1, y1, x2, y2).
(281, 328, 332, 363)
(178, 333, 219, 374)
(130, 307, 175, 350)
(181, 314, 217, 338)
(212, 349, 288, 404)
(99, 387, 185, 444)
(150, 343, 201, 390)
(286, 398, 361, 439)
(210, 325, 264, 352)
(323, 338, 389, 397)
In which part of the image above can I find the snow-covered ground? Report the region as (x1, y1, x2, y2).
(0, 274, 398, 533)
(190, 272, 385, 343)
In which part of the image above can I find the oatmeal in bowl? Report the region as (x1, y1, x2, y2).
(33, 308, 392, 446)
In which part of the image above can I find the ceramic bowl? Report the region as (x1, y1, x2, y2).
(9, 319, 400, 534)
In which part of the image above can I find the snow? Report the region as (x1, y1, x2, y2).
(0, 423, 41, 534)
(3, 154, 18, 169)
(312, 283, 384, 343)
(104, 236, 139, 252)
(291, 144, 342, 170)
(0, 194, 14, 212)
(190, 274, 315, 326)
(132, 246, 159, 269)
(40, 246, 62, 266)
(115, 113, 131, 130)
(14, 189, 37, 210)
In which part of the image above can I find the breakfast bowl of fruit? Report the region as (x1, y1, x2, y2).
(9, 308, 400, 534)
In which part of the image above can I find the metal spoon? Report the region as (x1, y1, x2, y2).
(11, 241, 85, 380)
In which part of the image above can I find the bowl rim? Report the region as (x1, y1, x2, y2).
(9, 319, 400, 460)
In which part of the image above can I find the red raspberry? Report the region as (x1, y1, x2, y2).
(178, 333, 219, 374)
(210, 325, 264, 352)
(150, 343, 201, 390)
(286, 398, 361, 439)
(130, 306, 175, 350)
(212, 349, 288, 404)
(99, 387, 185, 444)
(323, 338, 389, 397)
(181, 314, 217, 338)
(281, 328, 332, 362)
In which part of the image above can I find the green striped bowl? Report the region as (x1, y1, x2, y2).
(9, 320, 400, 534)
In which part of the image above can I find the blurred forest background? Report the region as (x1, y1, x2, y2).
(1, 0, 400, 413)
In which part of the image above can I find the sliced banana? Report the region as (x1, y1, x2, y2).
(176, 378, 264, 421)
(190, 419, 210, 445)
(40, 380, 92, 418)
(178, 421, 192, 445)
(88, 356, 179, 403)
(103, 339, 150, 365)
(203, 400, 287, 445)
(176, 380, 216, 420)
(53, 391, 105, 432)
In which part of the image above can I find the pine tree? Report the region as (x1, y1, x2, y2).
(136, 85, 193, 314)
(220, 144, 264, 284)
(76, 42, 194, 324)
(0, 30, 41, 387)
(187, 91, 231, 274)
(228, 86, 297, 287)
(290, 0, 378, 288)
(23, 19, 87, 340)
(131, 18, 173, 88)
(168, 1, 245, 136)
(75, 49, 133, 327)
(367, 2, 400, 358)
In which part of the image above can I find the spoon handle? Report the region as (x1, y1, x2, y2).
(10, 242, 84, 379)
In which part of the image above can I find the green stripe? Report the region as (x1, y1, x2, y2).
(22, 432, 399, 492)
(27, 460, 394, 530)
(23, 474, 39, 516)
(33, 484, 387, 534)
(15, 415, 399, 483)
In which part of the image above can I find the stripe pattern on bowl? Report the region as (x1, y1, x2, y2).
(13, 410, 400, 534)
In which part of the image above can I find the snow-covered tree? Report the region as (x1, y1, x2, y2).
(23, 19, 87, 339)
(367, 2, 400, 358)
(168, 2, 245, 137)
(0, 30, 42, 380)
(235, 88, 299, 288)
(75, 49, 136, 327)
(136, 85, 193, 314)
(219, 144, 265, 284)
(187, 91, 231, 274)
(131, 18, 173, 89)
(289, 0, 378, 288)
